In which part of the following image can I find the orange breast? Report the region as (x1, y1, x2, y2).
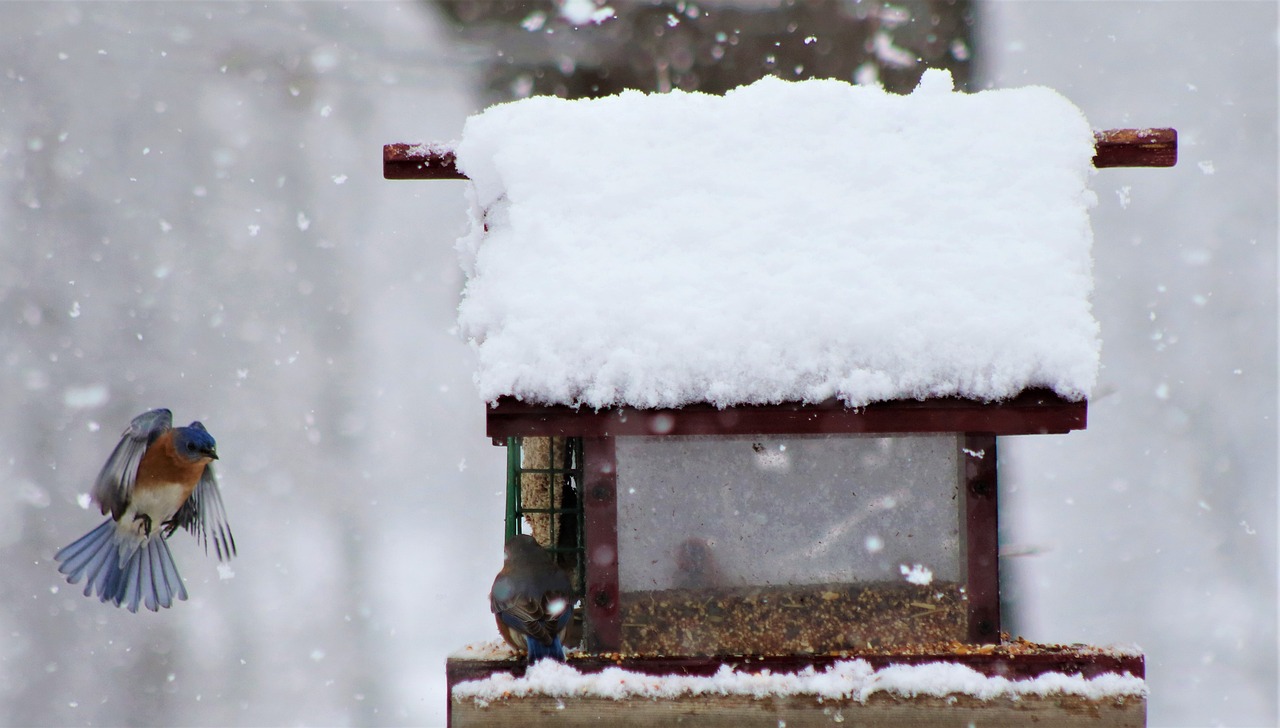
(134, 430, 207, 501)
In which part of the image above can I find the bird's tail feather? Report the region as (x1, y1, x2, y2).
(55, 520, 187, 612)
(55, 519, 115, 586)
(525, 635, 565, 663)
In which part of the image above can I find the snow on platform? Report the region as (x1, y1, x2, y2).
(452, 657, 1145, 705)
(449, 639, 521, 661)
(453, 70, 1099, 409)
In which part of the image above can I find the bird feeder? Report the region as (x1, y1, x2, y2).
(388, 72, 1174, 727)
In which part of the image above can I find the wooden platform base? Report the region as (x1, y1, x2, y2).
(452, 692, 1145, 727)
(447, 647, 1146, 727)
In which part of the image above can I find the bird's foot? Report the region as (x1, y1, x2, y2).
(132, 513, 153, 537)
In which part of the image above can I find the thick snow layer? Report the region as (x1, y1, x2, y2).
(452, 658, 1146, 704)
(454, 70, 1099, 409)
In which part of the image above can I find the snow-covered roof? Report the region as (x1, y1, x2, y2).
(454, 70, 1099, 410)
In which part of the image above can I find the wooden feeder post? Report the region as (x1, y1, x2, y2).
(387, 127, 1175, 728)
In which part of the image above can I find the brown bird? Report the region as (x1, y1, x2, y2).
(490, 535, 574, 663)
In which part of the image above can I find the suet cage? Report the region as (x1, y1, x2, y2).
(502, 436, 585, 595)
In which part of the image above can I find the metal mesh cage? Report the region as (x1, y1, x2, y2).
(504, 436, 585, 594)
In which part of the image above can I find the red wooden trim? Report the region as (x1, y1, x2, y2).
(446, 649, 1144, 685)
(383, 143, 464, 180)
(964, 433, 1000, 644)
(486, 390, 1086, 439)
(385, 129, 1176, 179)
(582, 437, 621, 652)
(1092, 128, 1177, 168)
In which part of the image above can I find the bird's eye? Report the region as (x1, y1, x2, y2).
(186, 442, 197, 451)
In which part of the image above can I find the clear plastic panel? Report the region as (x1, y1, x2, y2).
(615, 434, 966, 654)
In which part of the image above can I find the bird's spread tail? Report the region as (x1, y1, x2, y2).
(525, 635, 565, 663)
(55, 520, 188, 612)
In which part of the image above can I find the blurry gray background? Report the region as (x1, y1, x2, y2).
(1, 2, 1274, 726)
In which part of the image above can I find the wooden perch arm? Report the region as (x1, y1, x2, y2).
(383, 128, 1177, 180)
(383, 143, 463, 180)
(1091, 128, 1177, 168)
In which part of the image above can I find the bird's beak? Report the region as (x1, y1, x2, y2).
(205, 447, 219, 460)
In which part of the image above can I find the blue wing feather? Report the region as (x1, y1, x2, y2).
(90, 408, 171, 519)
(165, 464, 236, 561)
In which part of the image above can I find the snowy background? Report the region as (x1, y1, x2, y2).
(0, 2, 1273, 727)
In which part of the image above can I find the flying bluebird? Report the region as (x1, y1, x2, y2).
(54, 408, 236, 613)
(490, 534, 574, 663)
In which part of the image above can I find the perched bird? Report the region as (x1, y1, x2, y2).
(490, 534, 574, 663)
(54, 408, 236, 613)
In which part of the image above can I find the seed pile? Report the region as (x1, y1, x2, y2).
(619, 580, 967, 656)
